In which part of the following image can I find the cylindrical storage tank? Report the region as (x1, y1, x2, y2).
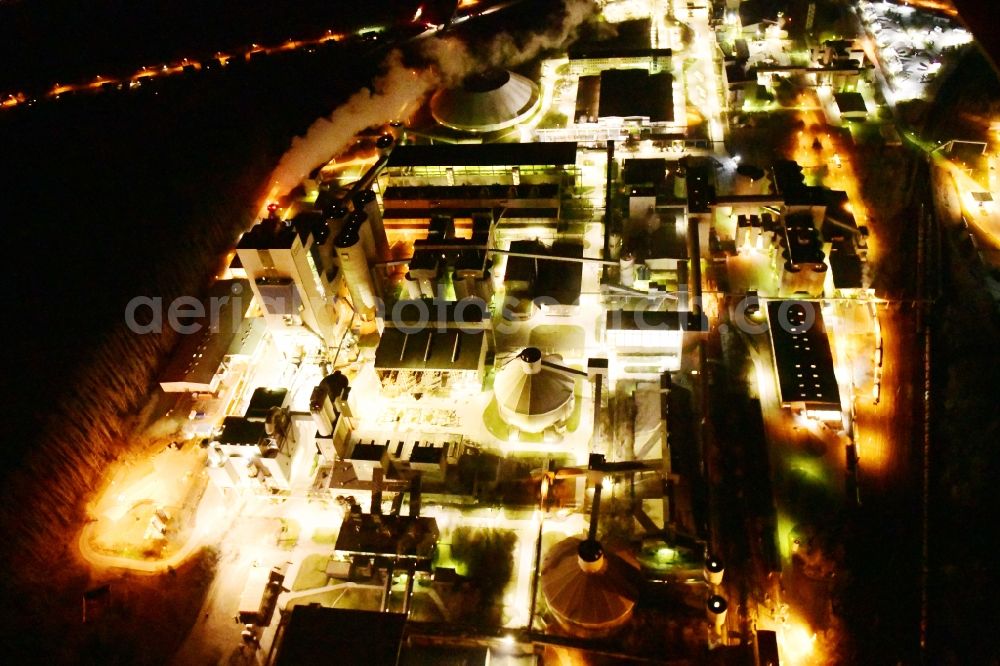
(310, 385, 334, 437)
(703, 556, 724, 586)
(475, 270, 494, 303)
(540, 537, 642, 637)
(375, 133, 394, 157)
(620, 252, 635, 288)
(346, 210, 376, 262)
(608, 232, 622, 261)
(673, 165, 687, 199)
(418, 274, 438, 299)
(493, 348, 575, 433)
(454, 272, 473, 300)
(404, 272, 422, 299)
(354, 189, 389, 262)
(706, 595, 728, 631)
(335, 224, 377, 319)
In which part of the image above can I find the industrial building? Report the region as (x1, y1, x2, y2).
(383, 141, 579, 190)
(237, 214, 341, 346)
(712, 160, 869, 298)
(157, 278, 261, 393)
(604, 309, 707, 377)
(374, 299, 490, 398)
(575, 68, 674, 126)
(310, 371, 357, 463)
(766, 300, 842, 421)
(274, 606, 407, 666)
(206, 387, 300, 490)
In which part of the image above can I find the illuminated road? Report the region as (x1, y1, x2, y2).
(852, 300, 919, 489)
(2, 30, 350, 111)
(1, 1, 500, 112)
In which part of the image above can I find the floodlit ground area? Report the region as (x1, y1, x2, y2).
(82, 439, 208, 565)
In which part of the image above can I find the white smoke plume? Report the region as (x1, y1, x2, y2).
(262, 0, 596, 204)
(262, 49, 435, 204)
(485, 0, 597, 68)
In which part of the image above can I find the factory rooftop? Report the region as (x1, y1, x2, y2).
(237, 217, 306, 250)
(568, 45, 672, 61)
(385, 299, 488, 329)
(274, 606, 406, 666)
(158, 278, 254, 393)
(606, 309, 709, 332)
(597, 69, 674, 122)
(373, 328, 486, 372)
(386, 141, 578, 167)
(766, 300, 841, 407)
(216, 416, 267, 447)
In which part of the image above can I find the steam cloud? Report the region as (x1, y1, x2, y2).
(263, 0, 596, 204)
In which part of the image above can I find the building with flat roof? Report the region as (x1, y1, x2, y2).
(345, 442, 390, 482)
(833, 91, 868, 121)
(567, 43, 672, 75)
(310, 371, 357, 463)
(778, 213, 828, 297)
(400, 644, 489, 666)
(274, 605, 406, 666)
(504, 239, 584, 317)
(373, 327, 488, 398)
(599, 69, 674, 123)
(766, 300, 841, 421)
(158, 279, 258, 393)
(387, 142, 578, 168)
(605, 309, 707, 378)
(385, 142, 578, 188)
(206, 387, 299, 490)
(575, 69, 676, 125)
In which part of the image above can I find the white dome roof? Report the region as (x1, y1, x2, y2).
(493, 348, 575, 433)
(431, 70, 540, 133)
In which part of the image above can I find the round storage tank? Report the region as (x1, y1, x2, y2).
(335, 219, 377, 318)
(703, 556, 724, 586)
(620, 252, 635, 288)
(353, 189, 389, 261)
(430, 70, 541, 133)
(493, 348, 575, 434)
(540, 537, 642, 637)
(706, 595, 728, 630)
